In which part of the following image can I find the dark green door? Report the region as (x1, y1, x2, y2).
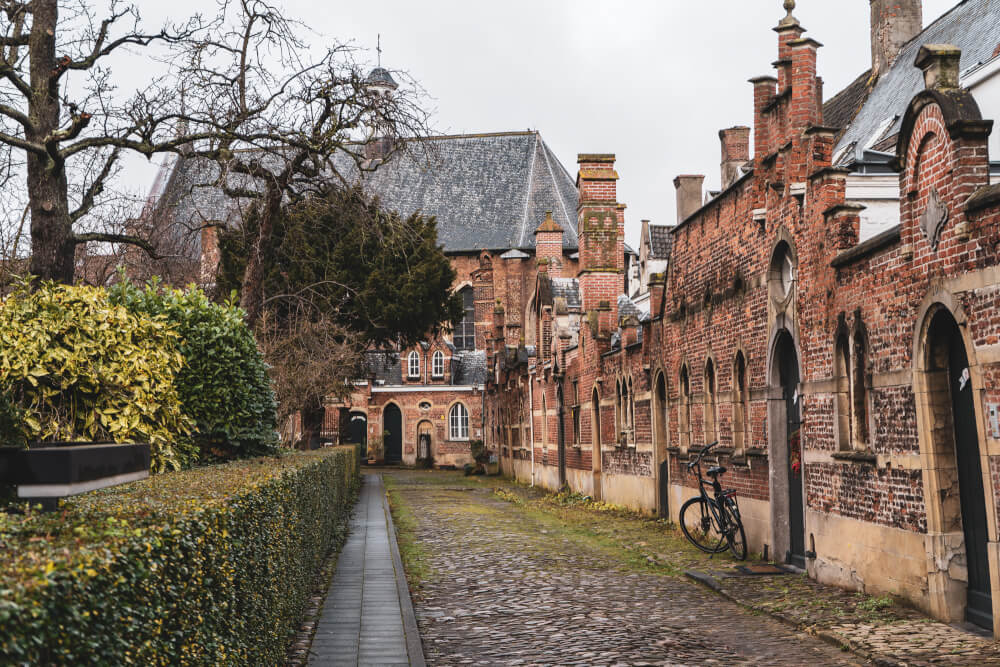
(778, 332, 806, 569)
(384, 404, 402, 464)
(949, 331, 992, 629)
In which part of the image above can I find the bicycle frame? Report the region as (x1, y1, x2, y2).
(687, 442, 736, 540)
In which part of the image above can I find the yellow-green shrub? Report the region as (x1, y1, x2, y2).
(0, 281, 193, 470)
(0, 447, 360, 665)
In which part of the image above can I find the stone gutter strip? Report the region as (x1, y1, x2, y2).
(383, 477, 427, 667)
(683, 569, 899, 665)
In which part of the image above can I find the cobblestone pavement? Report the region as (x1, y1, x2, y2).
(385, 470, 867, 666)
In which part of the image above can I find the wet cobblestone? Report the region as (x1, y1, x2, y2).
(386, 471, 865, 666)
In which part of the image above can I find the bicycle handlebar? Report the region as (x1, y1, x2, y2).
(686, 441, 721, 470)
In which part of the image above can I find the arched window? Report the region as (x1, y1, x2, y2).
(615, 380, 623, 442)
(407, 350, 420, 378)
(680, 365, 691, 451)
(834, 332, 851, 450)
(627, 377, 636, 445)
(454, 287, 476, 350)
(432, 350, 444, 377)
(852, 329, 869, 448)
(542, 394, 548, 447)
(449, 403, 469, 440)
(704, 359, 717, 445)
(654, 373, 668, 450)
(733, 353, 749, 452)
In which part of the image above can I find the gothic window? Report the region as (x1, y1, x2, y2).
(704, 359, 717, 445)
(572, 381, 581, 445)
(432, 350, 444, 377)
(407, 350, 420, 378)
(733, 353, 749, 452)
(615, 380, 623, 441)
(654, 372, 668, 450)
(834, 333, 851, 450)
(627, 378, 636, 445)
(454, 287, 476, 350)
(449, 403, 469, 440)
(852, 330, 870, 448)
(680, 365, 691, 451)
(542, 394, 548, 447)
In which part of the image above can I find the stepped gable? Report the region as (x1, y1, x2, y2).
(832, 0, 1000, 162)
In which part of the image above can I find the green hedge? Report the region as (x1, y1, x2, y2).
(0, 447, 360, 665)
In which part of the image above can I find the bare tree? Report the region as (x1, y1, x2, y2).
(0, 0, 430, 311)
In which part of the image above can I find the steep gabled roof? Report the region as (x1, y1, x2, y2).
(822, 69, 874, 142)
(833, 0, 1000, 163)
(648, 224, 673, 260)
(143, 131, 579, 258)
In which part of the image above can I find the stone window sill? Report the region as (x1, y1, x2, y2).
(744, 447, 768, 458)
(832, 449, 877, 464)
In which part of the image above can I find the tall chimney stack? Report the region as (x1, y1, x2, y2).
(870, 0, 923, 77)
(674, 175, 705, 225)
(719, 127, 750, 190)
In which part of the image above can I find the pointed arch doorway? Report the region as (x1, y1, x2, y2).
(769, 329, 806, 568)
(383, 403, 403, 464)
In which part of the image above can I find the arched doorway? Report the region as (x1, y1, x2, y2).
(654, 372, 669, 517)
(417, 420, 433, 468)
(592, 388, 602, 501)
(771, 329, 805, 568)
(923, 307, 992, 629)
(383, 403, 403, 464)
(347, 411, 368, 447)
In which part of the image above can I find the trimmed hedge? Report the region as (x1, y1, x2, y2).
(108, 278, 279, 461)
(0, 447, 360, 665)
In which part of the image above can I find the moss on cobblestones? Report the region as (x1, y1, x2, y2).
(383, 473, 431, 589)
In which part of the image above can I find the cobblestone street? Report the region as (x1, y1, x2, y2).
(385, 470, 871, 666)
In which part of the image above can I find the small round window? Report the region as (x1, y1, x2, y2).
(419, 401, 432, 411)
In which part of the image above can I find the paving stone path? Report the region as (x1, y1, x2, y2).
(309, 473, 423, 666)
(386, 471, 866, 666)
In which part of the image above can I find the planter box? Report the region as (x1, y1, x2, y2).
(0, 442, 150, 506)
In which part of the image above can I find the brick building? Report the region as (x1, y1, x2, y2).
(484, 0, 1000, 635)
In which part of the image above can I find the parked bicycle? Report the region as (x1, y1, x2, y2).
(679, 441, 748, 560)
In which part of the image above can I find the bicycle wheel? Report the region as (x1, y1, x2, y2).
(721, 497, 748, 560)
(679, 496, 729, 553)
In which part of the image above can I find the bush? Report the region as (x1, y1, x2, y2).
(109, 277, 278, 460)
(0, 447, 360, 665)
(0, 281, 193, 470)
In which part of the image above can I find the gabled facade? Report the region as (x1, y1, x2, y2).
(486, 0, 1000, 636)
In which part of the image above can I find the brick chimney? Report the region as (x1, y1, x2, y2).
(648, 272, 666, 319)
(871, 0, 923, 77)
(674, 175, 705, 225)
(534, 210, 564, 277)
(577, 153, 622, 337)
(719, 127, 750, 190)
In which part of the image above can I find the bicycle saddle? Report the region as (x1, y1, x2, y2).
(707, 465, 727, 477)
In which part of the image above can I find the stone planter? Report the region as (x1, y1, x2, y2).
(0, 442, 150, 509)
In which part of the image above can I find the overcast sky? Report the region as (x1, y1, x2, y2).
(131, 0, 959, 248)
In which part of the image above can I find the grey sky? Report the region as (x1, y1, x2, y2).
(130, 0, 959, 248)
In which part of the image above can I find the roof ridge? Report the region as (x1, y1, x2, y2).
(417, 130, 538, 142)
(517, 132, 541, 247)
(537, 135, 576, 243)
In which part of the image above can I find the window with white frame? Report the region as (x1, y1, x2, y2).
(408, 350, 420, 378)
(432, 350, 444, 377)
(449, 403, 469, 440)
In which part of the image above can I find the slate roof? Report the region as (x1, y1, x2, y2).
(822, 69, 874, 141)
(648, 224, 673, 260)
(367, 352, 402, 385)
(550, 277, 582, 311)
(365, 67, 398, 89)
(833, 0, 1000, 163)
(143, 131, 579, 257)
(618, 294, 646, 322)
(451, 351, 487, 385)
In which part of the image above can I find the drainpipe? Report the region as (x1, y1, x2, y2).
(528, 372, 535, 486)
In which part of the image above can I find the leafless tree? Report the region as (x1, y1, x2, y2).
(0, 0, 431, 318)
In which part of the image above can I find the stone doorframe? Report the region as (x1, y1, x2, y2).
(912, 292, 1000, 636)
(591, 387, 603, 502)
(652, 368, 670, 517)
(765, 315, 805, 566)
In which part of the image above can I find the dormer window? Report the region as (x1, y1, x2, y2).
(432, 351, 444, 378)
(407, 350, 420, 378)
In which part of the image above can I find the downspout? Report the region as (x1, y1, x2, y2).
(528, 371, 535, 486)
